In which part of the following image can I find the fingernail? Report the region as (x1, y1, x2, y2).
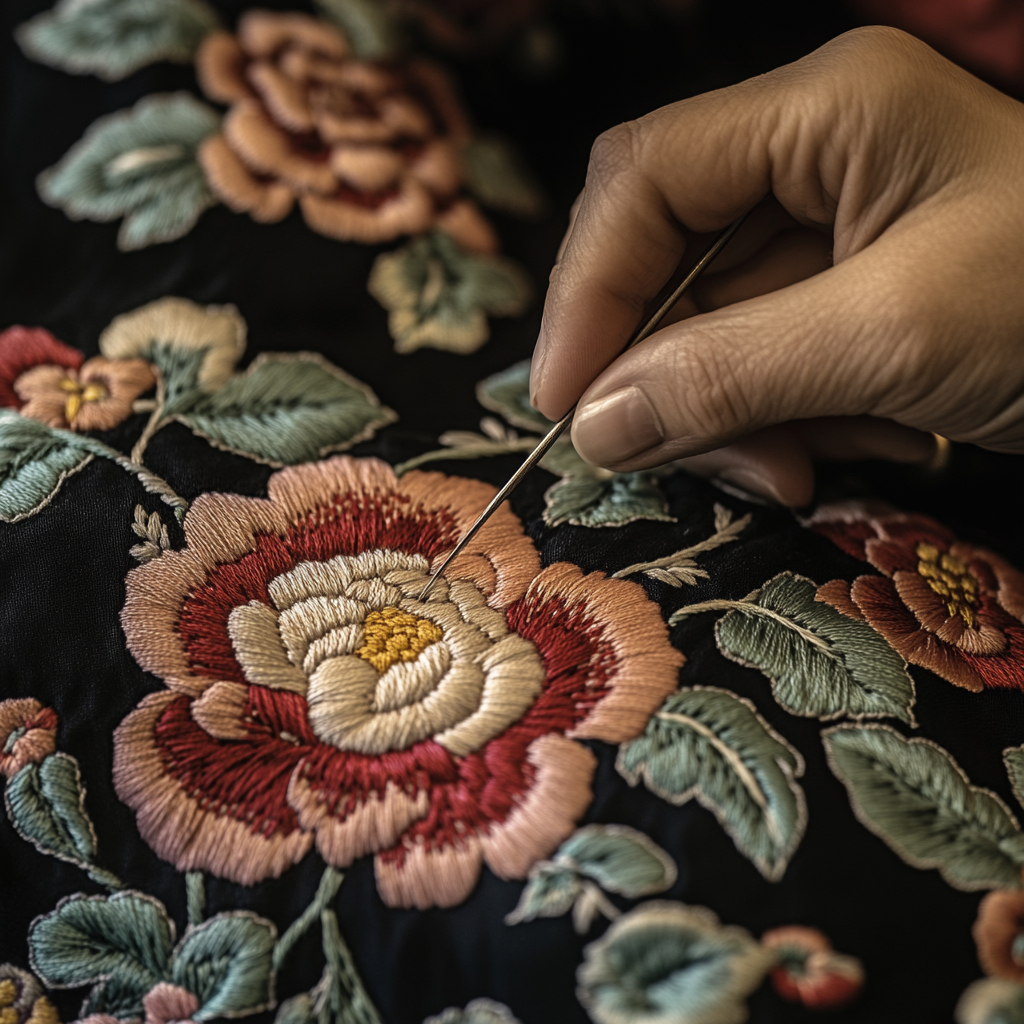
(572, 386, 664, 465)
(717, 467, 785, 505)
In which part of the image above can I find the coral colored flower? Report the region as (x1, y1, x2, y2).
(14, 356, 156, 432)
(0, 699, 58, 779)
(113, 457, 682, 908)
(762, 926, 864, 1009)
(0, 966, 59, 1024)
(810, 503, 1024, 692)
(0, 326, 83, 411)
(974, 888, 1024, 982)
(195, 11, 496, 251)
(75, 984, 198, 1024)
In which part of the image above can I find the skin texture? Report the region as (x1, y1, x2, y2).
(530, 27, 1024, 506)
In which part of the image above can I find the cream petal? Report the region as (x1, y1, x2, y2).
(343, 575, 406, 608)
(277, 594, 366, 667)
(306, 655, 379, 747)
(434, 632, 543, 757)
(302, 622, 365, 677)
(373, 641, 451, 712)
(228, 601, 308, 692)
(270, 550, 428, 610)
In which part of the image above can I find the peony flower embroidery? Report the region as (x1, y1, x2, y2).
(810, 503, 1024, 692)
(0, 326, 83, 412)
(0, 699, 58, 779)
(761, 926, 864, 1009)
(195, 11, 496, 251)
(113, 456, 682, 908)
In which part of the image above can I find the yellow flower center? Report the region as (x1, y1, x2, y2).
(59, 377, 107, 423)
(356, 606, 442, 673)
(0, 1009, 17, 1024)
(916, 542, 980, 627)
(0, 980, 17, 1009)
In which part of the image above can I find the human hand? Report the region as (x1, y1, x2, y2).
(530, 26, 1024, 506)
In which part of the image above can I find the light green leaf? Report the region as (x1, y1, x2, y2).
(476, 360, 550, 434)
(38, 93, 220, 251)
(29, 891, 174, 1004)
(617, 687, 807, 882)
(176, 352, 396, 465)
(956, 978, 1024, 1024)
(559, 824, 677, 897)
(425, 1000, 523, 1024)
(824, 725, 1024, 890)
(313, 0, 398, 59)
(274, 992, 317, 1024)
(17, 0, 219, 81)
(1004, 746, 1024, 811)
(0, 411, 92, 523)
(461, 136, 544, 218)
(505, 866, 582, 926)
(5, 754, 120, 888)
(716, 572, 917, 724)
(368, 231, 531, 355)
(543, 470, 673, 528)
(171, 912, 276, 1019)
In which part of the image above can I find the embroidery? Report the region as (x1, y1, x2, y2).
(0, 699, 58, 778)
(0, 300, 395, 522)
(423, 1001, 522, 1024)
(368, 231, 530, 354)
(111, 456, 682, 908)
(973, 886, 1024, 983)
(505, 824, 677, 933)
(575, 901, 774, 1024)
(37, 93, 221, 253)
(0, 966, 58, 1024)
(16, 0, 219, 81)
(131, 506, 173, 563)
(956, 979, 1024, 1023)
(397, 360, 675, 528)
(760, 927, 864, 1009)
(809, 502, 1024, 692)
(669, 572, 916, 723)
(616, 687, 807, 882)
(822, 724, 1024, 890)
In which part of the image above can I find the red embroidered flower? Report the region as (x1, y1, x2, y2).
(113, 457, 682, 908)
(0, 699, 58, 779)
(0, 326, 83, 410)
(762, 926, 864, 1009)
(974, 887, 1024, 982)
(195, 11, 496, 252)
(809, 503, 1024, 692)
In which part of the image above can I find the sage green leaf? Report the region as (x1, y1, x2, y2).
(368, 231, 531, 355)
(476, 359, 551, 434)
(1004, 746, 1024, 811)
(560, 824, 677, 897)
(462, 136, 544, 218)
(543, 470, 673, 528)
(38, 93, 220, 251)
(0, 411, 92, 523)
(617, 687, 807, 881)
(4, 754, 120, 888)
(716, 572, 917, 724)
(17, 0, 219, 81)
(29, 891, 174, 1001)
(426, 1000, 523, 1024)
(171, 912, 276, 1019)
(824, 725, 1024, 890)
(505, 866, 582, 925)
(956, 978, 1024, 1024)
(313, 0, 398, 59)
(176, 353, 397, 465)
(274, 992, 317, 1024)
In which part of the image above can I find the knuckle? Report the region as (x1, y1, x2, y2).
(586, 121, 643, 191)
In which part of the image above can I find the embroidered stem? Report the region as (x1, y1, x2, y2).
(186, 871, 205, 925)
(393, 437, 537, 477)
(612, 508, 752, 579)
(61, 432, 189, 521)
(668, 598, 831, 650)
(130, 368, 167, 464)
(273, 867, 345, 972)
(321, 908, 383, 1024)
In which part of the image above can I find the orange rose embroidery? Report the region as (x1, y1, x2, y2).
(113, 457, 682, 908)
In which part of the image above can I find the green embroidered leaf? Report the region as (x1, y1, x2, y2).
(368, 231, 531, 355)
(956, 978, 1024, 1024)
(313, 0, 398, 59)
(5, 754, 120, 888)
(17, 0, 219, 81)
(461, 136, 544, 218)
(84, 972, 162, 1018)
(274, 992, 316, 1024)
(559, 824, 677, 897)
(505, 866, 582, 925)
(476, 360, 551, 434)
(0, 411, 92, 523)
(426, 1000, 523, 1024)
(176, 353, 397, 465)
(616, 687, 807, 882)
(543, 469, 673, 528)
(29, 891, 174, 1003)
(171, 912, 276, 1019)
(823, 725, 1024, 890)
(715, 572, 917, 724)
(1004, 746, 1024, 811)
(38, 93, 220, 251)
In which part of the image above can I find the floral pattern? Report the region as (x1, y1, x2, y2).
(761, 926, 864, 1009)
(0, 967, 58, 1024)
(0, 699, 58, 779)
(810, 502, 1024, 692)
(112, 456, 682, 907)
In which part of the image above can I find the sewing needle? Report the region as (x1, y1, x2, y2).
(418, 212, 750, 601)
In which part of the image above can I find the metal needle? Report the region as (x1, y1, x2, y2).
(418, 212, 750, 601)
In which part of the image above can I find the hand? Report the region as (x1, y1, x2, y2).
(530, 26, 1024, 506)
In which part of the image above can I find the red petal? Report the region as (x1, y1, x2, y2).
(0, 327, 83, 408)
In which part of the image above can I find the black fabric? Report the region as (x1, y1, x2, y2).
(3, 3, 1024, 1022)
